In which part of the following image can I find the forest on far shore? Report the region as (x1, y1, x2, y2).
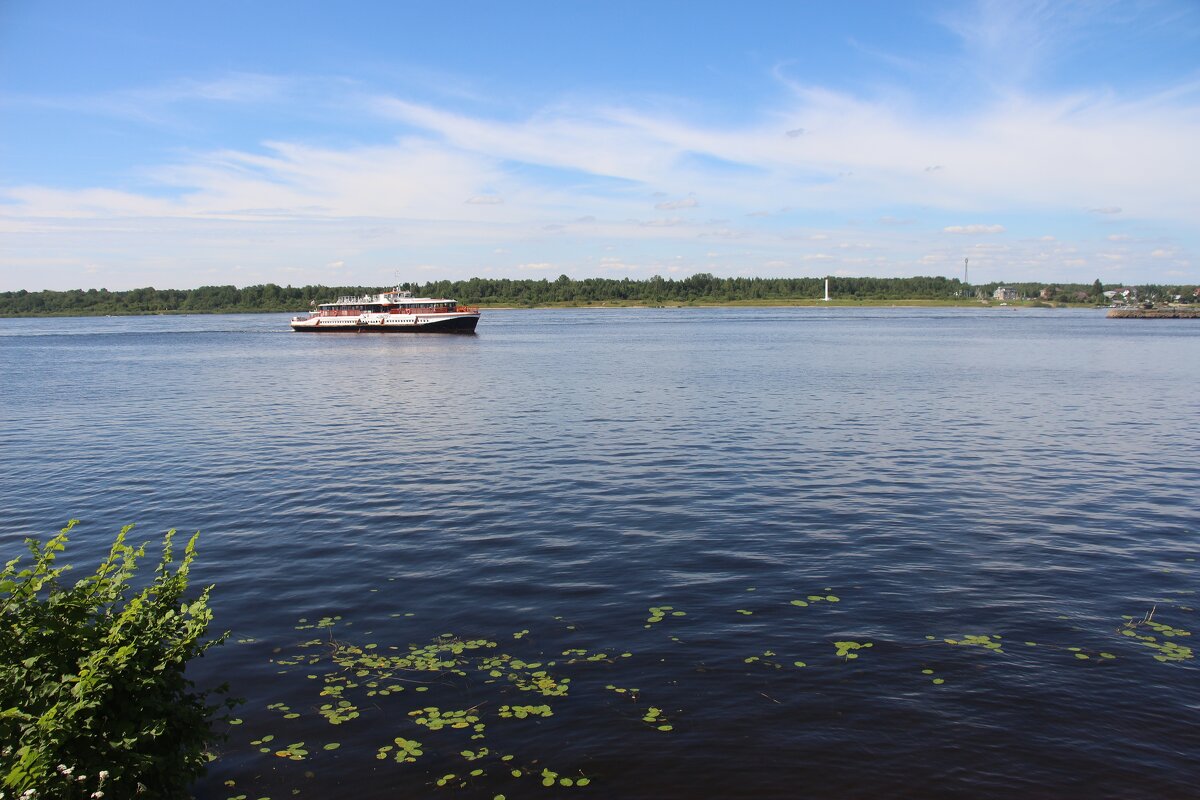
(1, 274, 1195, 316)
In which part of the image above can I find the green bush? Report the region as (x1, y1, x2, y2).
(1, 521, 230, 799)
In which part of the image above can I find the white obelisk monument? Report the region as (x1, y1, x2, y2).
(823, 278, 831, 301)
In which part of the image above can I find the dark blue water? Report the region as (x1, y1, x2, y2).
(2, 307, 1197, 799)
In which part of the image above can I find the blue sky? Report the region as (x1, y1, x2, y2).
(2, 0, 1198, 291)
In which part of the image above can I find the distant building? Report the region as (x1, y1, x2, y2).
(1039, 287, 1056, 300)
(993, 287, 1018, 301)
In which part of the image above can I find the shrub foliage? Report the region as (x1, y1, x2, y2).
(0, 521, 229, 798)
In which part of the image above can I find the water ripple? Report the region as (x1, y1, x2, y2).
(1, 308, 1196, 798)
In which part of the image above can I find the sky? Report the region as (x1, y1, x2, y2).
(1, 0, 1198, 291)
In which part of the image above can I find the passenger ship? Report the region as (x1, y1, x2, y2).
(290, 288, 480, 333)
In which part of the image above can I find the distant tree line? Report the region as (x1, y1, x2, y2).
(1, 275, 1195, 316)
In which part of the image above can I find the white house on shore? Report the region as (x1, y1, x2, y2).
(993, 287, 1019, 301)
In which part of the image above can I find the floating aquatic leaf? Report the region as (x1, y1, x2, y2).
(498, 704, 553, 719)
(1118, 613, 1193, 662)
(387, 736, 424, 763)
(408, 706, 480, 731)
(641, 706, 675, 731)
(944, 634, 1003, 653)
(323, 742, 340, 751)
(833, 641, 873, 660)
(645, 605, 682, 627)
(273, 741, 308, 762)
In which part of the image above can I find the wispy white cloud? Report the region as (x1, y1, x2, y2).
(944, 224, 1006, 234)
(937, 0, 1107, 89)
(8, 72, 292, 127)
(655, 197, 698, 210)
(13, 78, 1198, 232)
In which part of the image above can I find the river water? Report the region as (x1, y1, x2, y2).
(1, 307, 1197, 798)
